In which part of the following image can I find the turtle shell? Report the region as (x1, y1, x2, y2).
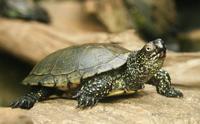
(23, 43, 130, 89)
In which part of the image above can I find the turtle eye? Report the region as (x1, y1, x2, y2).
(146, 47, 151, 51)
(145, 46, 153, 51)
(144, 42, 156, 52)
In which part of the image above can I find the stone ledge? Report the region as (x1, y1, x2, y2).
(1, 85, 200, 124)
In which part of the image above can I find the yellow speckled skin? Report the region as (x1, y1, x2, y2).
(11, 39, 183, 109)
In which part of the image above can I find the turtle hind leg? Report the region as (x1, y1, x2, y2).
(10, 86, 54, 109)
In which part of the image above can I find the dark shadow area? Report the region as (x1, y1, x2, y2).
(0, 50, 32, 106)
(175, 0, 200, 52)
(175, 0, 200, 31)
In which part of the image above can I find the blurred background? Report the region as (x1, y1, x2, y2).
(0, 0, 200, 107)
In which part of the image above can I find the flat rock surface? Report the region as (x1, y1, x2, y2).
(165, 52, 200, 87)
(1, 85, 200, 124)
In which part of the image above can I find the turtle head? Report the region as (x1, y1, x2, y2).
(126, 38, 166, 83)
(140, 38, 166, 61)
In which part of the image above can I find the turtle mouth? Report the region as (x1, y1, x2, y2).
(159, 50, 166, 58)
(150, 50, 166, 60)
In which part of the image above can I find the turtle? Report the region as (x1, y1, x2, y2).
(0, 0, 50, 23)
(10, 38, 183, 109)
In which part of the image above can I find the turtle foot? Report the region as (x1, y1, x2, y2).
(10, 96, 36, 109)
(164, 88, 183, 98)
(73, 91, 99, 109)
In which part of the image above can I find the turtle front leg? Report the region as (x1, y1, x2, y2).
(73, 76, 112, 108)
(10, 87, 54, 109)
(146, 69, 183, 97)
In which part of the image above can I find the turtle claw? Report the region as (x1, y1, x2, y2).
(10, 96, 36, 109)
(158, 87, 183, 98)
(165, 88, 183, 98)
(74, 92, 99, 109)
(10, 101, 19, 108)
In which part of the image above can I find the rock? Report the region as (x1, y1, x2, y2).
(42, 0, 106, 33)
(1, 84, 200, 124)
(0, 0, 50, 23)
(84, 0, 177, 37)
(0, 108, 33, 124)
(0, 19, 144, 63)
(84, 0, 132, 32)
(124, 0, 177, 37)
(165, 52, 200, 87)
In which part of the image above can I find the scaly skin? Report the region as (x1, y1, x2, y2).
(147, 69, 183, 97)
(10, 87, 63, 109)
(74, 39, 183, 108)
(73, 67, 145, 108)
(73, 76, 112, 108)
(10, 39, 183, 109)
(73, 68, 183, 108)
